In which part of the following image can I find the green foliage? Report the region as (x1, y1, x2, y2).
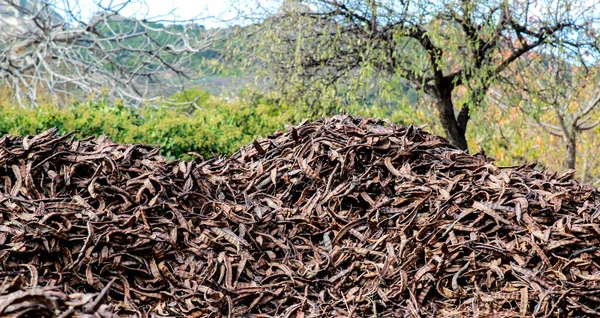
(162, 86, 212, 112)
(0, 93, 297, 160)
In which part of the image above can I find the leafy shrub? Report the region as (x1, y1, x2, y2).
(161, 85, 211, 112)
(0, 94, 296, 160)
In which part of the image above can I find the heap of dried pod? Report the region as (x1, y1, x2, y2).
(1, 115, 600, 317)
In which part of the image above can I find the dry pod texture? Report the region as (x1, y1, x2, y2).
(1, 115, 600, 317)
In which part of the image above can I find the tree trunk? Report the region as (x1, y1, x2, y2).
(564, 134, 576, 170)
(435, 92, 469, 151)
(581, 144, 588, 182)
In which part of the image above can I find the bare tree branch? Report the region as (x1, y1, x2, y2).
(0, 0, 222, 107)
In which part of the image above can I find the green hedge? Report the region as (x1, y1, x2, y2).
(0, 95, 297, 160)
(0, 86, 422, 161)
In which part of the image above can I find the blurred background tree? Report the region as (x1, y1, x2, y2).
(493, 46, 600, 172)
(0, 0, 221, 107)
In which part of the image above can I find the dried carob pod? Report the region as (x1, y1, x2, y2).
(0, 115, 599, 317)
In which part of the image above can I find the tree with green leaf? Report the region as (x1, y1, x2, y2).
(494, 48, 600, 172)
(239, 0, 600, 150)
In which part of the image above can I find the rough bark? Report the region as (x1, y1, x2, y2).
(564, 134, 577, 170)
(457, 105, 470, 135)
(435, 93, 469, 151)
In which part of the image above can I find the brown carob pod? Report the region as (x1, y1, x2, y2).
(0, 115, 599, 317)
